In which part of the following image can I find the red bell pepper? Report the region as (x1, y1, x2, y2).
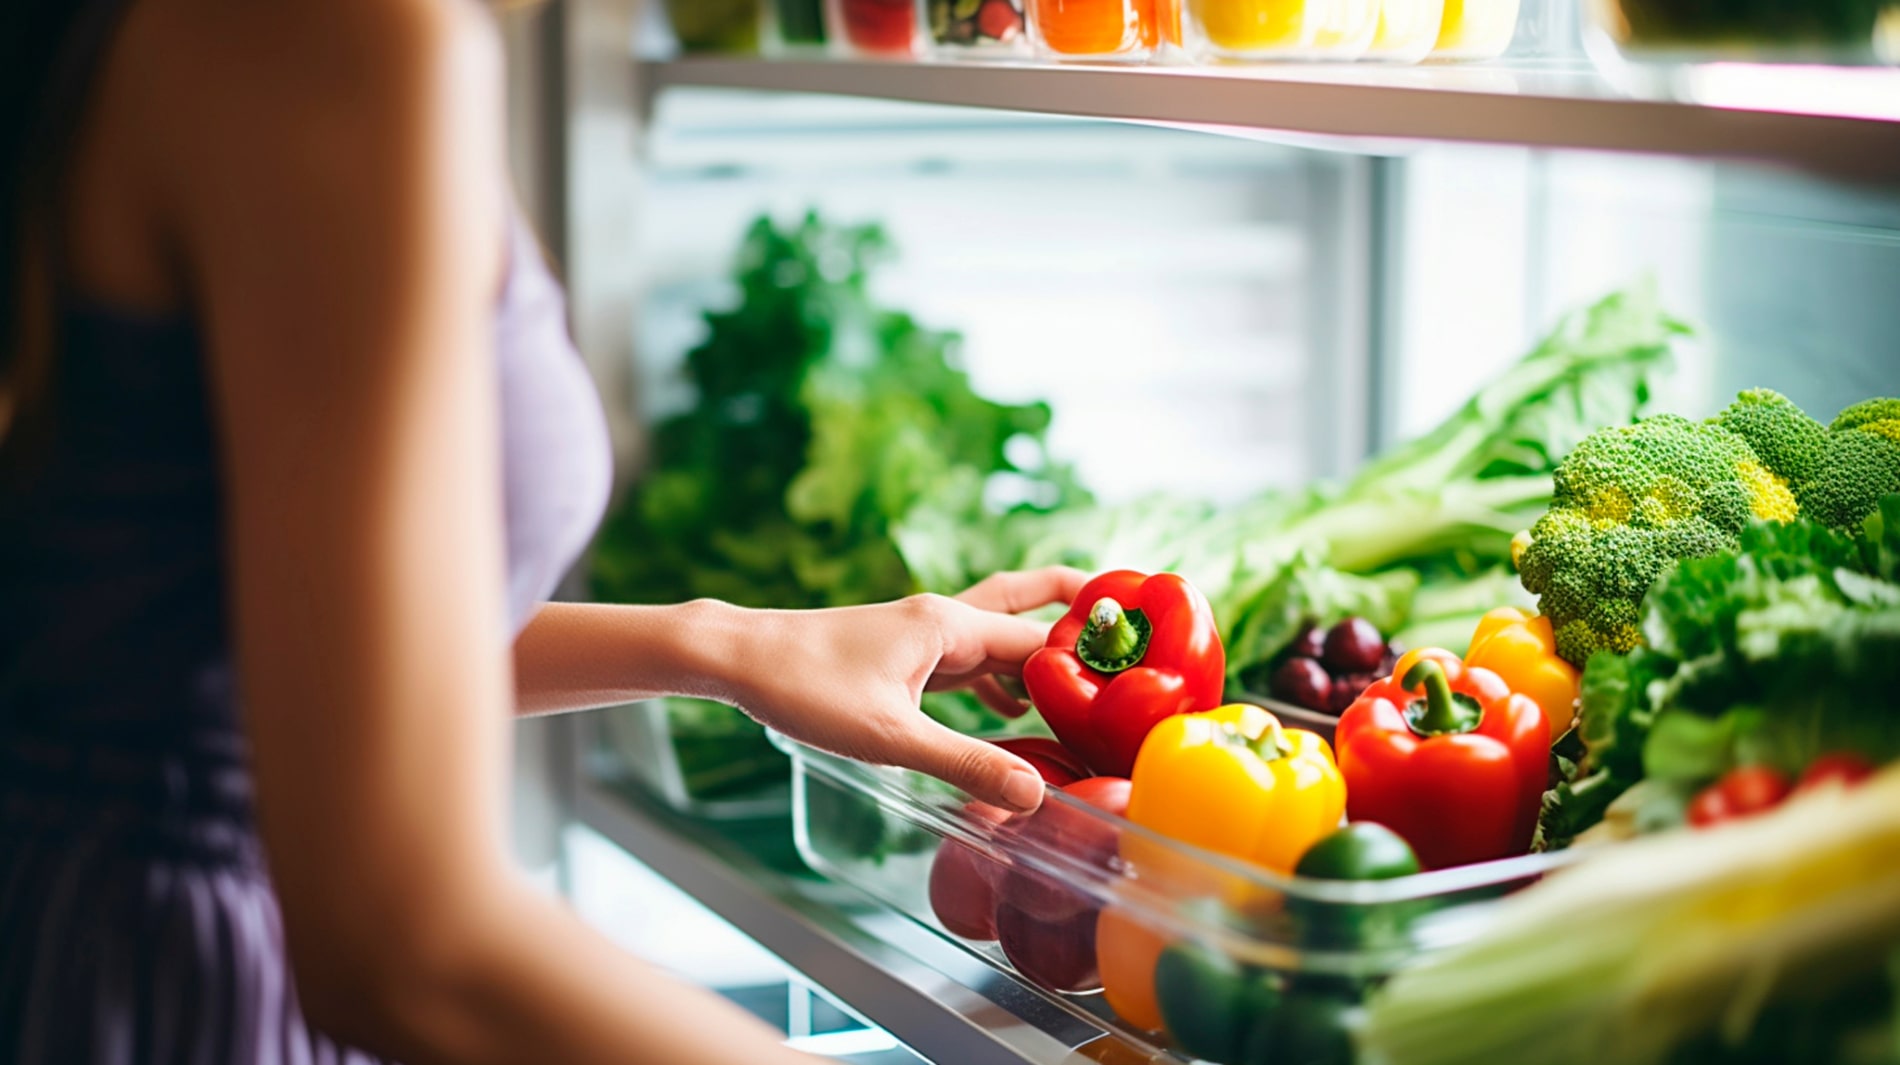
(1334, 649, 1548, 870)
(1021, 570, 1224, 779)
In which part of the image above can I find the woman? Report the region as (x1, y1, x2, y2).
(0, 1, 1079, 1061)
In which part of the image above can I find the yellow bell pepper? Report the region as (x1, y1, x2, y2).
(1465, 606, 1580, 745)
(1097, 704, 1346, 1031)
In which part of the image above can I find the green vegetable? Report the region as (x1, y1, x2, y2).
(1296, 823, 1422, 881)
(1520, 389, 1900, 668)
(663, 697, 788, 800)
(1246, 988, 1359, 1065)
(902, 285, 1685, 684)
(1155, 940, 1280, 1065)
(1290, 823, 1428, 953)
(1539, 500, 1900, 844)
(1802, 399, 1900, 530)
(1718, 390, 1900, 532)
(1516, 413, 1768, 666)
(1361, 765, 1900, 1065)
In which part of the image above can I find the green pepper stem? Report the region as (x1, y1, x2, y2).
(1247, 720, 1294, 764)
(1403, 660, 1464, 734)
(1076, 598, 1151, 673)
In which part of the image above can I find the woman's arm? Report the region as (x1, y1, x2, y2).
(514, 566, 1086, 809)
(159, 2, 815, 1062)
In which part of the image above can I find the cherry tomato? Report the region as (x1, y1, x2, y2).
(995, 776, 1131, 993)
(1684, 786, 1732, 828)
(927, 745, 1095, 942)
(1796, 752, 1877, 793)
(927, 802, 1013, 940)
(992, 737, 1089, 788)
(1687, 765, 1791, 828)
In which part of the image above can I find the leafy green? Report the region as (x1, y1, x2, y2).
(1543, 497, 1900, 843)
(593, 213, 1083, 617)
(900, 284, 1685, 683)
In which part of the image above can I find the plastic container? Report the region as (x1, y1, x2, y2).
(1580, 0, 1894, 66)
(1182, 0, 1380, 60)
(923, 0, 1032, 56)
(1025, 0, 1168, 62)
(1427, 0, 1519, 58)
(777, 730, 1582, 1064)
(663, 0, 762, 53)
(1363, 0, 1449, 60)
(1228, 689, 1343, 745)
(828, 0, 925, 55)
(772, 0, 831, 48)
(600, 698, 790, 820)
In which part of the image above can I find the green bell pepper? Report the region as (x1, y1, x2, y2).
(1154, 940, 1279, 1065)
(1290, 823, 1423, 953)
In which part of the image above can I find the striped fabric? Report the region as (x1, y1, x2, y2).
(0, 737, 384, 1065)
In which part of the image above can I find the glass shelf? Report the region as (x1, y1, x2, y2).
(638, 57, 1900, 184)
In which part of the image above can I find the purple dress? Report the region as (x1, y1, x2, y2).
(0, 195, 613, 1065)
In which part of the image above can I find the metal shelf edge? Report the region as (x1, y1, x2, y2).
(572, 779, 1136, 1065)
(641, 57, 1900, 185)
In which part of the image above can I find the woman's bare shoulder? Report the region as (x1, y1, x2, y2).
(129, 0, 501, 97)
(119, 0, 503, 209)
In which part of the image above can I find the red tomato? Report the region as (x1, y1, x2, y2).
(1688, 765, 1791, 828)
(995, 776, 1131, 994)
(1796, 752, 1877, 793)
(1684, 786, 1732, 828)
(992, 737, 1089, 788)
(927, 802, 1013, 941)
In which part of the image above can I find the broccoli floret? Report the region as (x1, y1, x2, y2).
(1715, 388, 1828, 486)
(1519, 415, 1760, 665)
(1831, 397, 1900, 440)
(1710, 391, 1900, 530)
(1520, 390, 1900, 667)
(1796, 427, 1900, 530)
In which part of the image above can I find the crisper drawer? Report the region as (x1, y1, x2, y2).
(774, 730, 1578, 1065)
(600, 698, 792, 820)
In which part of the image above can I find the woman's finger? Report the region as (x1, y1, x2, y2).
(969, 674, 1030, 718)
(936, 602, 1051, 677)
(954, 566, 1090, 616)
(895, 717, 1045, 813)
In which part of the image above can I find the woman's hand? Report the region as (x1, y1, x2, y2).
(721, 566, 1089, 813)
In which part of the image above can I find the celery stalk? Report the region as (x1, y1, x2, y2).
(1361, 768, 1900, 1065)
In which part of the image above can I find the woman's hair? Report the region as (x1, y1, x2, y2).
(0, 0, 97, 457)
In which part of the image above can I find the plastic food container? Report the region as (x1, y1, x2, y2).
(1581, 0, 1894, 65)
(1228, 689, 1343, 745)
(600, 698, 790, 820)
(924, 0, 1032, 56)
(663, 0, 762, 53)
(772, 0, 830, 48)
(1183, 0, 1380, 60)
(777, 730, 1581, 1063)
(1427, 0, 1519, 58)
(1364, 0, 1448, 60)
(828, 0, 925, 55)
(1025, 0, 1171, 62)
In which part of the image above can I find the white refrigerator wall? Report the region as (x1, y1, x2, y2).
(628, 91, 1358, 505)
(1387, 145, 1900, 441)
